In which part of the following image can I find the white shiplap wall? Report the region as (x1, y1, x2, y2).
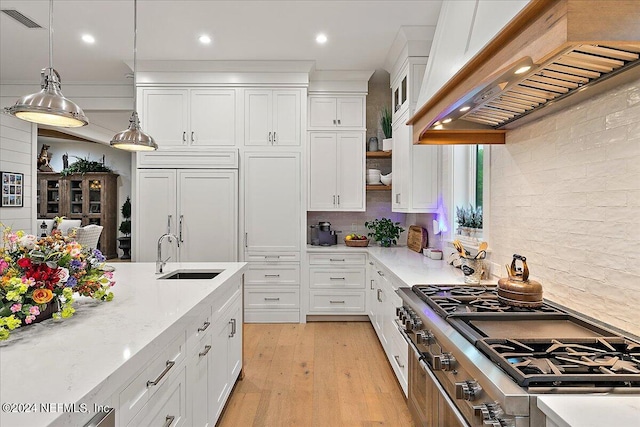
(0, 115, 36, 233)
(489, 78, 640, 336)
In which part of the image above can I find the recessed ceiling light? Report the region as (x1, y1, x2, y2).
(433, 124, 444, 130)
(316, 33, 327, 44)
(81, 34, 95, 44)
(442, 118, 453, 124)
(459, 106, 470, 112)
(199, 35, 212, 44)
(514, 65, 531, 75)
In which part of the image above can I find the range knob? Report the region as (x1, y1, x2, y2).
(415, 330, 435, 345)
(432, 352, 456, 371)
(395, 307, 404, 317)
(406, 317, 423, 331)
(455, 380, 482, 401)
(473, 403, 504, 421)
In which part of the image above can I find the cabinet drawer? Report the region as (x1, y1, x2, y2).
(309, 268, 365, 289)
(245, 288, 300, 309)
(389, 324, 409, 396)
(128, 365, 187, 427)
(309, 291, 366, 312)
(186, 305, 212, 354)
(136, 148, 238, 168)
(245, 264, 300, 286)
(308, 253, 366, 265)
(245, 252, 300, 262)
(119, 331, 186, 426)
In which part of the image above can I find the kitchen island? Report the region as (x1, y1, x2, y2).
(0, 261, 247, 427)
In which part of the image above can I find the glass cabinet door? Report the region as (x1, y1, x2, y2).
(67, 178, 84, 221)
(87, 179, 103, 226)
(45, 179, 60, 216)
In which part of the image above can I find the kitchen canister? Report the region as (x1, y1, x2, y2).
(461, 257, 484, 284)
(368, 137, 378, 152)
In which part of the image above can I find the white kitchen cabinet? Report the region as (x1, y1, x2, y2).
(392, 109, 439, 213)
(308, 252, 366, 315)
(244, 89, 301, 146)
(244, 263, 300, 323)
(308, 132, 365, 211)
(135, 170, 238, 262)
(308, 96, 365, 129)
(244, 152, 301, 253)
(141, 88, 236, 148)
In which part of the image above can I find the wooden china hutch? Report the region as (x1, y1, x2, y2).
(36, 172, 119, 259)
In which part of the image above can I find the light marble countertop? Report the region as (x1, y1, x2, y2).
(0, 261, 247, 427)
(307, 244, 496, 286)
(537, 395, 640, 427)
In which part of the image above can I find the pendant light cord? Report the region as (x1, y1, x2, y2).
(133, 0, 138, 112)
(49, 0, 53, 70)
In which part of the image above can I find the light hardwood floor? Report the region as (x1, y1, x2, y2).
(218, 322, 415, 427)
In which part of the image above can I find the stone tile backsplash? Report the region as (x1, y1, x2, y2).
(489, 78, 640, 336)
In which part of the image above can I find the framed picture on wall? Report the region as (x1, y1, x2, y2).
(1, 172, 24, 207)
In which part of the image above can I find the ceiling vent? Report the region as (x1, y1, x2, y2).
(1, 9, 42, 28)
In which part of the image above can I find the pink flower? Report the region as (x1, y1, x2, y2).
(0, 259, 8, 274)
(21, 277, 35, 287)
(10, 303, 22, 313)
(103, 271, 113, 279)
(24, 315, 35, 324)
(29, 306, 40, 315)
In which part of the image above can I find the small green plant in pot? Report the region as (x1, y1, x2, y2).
(365, 218, 404, 247)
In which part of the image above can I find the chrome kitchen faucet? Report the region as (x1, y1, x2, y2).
(156, 232, 179, 274)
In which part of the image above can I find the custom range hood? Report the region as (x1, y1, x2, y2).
(408, 0, 640, 145)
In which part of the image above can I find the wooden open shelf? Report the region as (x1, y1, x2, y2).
(366, 151, 392, 158)
(366, 184, 392, 191)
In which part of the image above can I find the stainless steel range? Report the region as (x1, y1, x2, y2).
(396, 284, 640, 427)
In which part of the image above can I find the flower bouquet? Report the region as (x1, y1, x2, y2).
(0, 225, 115, 341)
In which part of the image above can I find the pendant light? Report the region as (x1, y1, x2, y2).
(110, 0, 157, 151)
(5, 0, 88, 128)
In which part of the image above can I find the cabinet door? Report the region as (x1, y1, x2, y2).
(189, 335, 212, 427)
(210, 315, 230, 423)
(244, 152, 301, 252)
(136, 170, 178, 262)
(308, 133, 338, 210)
(190, 89, 236, 146)
(245, 90, 272, 146)
(309, 97, 337, 127)
(336, 97, 364, 128)
(272, 90, 300, 146)
(411, 145, 439, 211)
(367, 262, 377, 324)
(227, 296, 242, 382)
(178, 171, 238, 262)
(336, 133, 365, 211)
(392, 111, 411, 212)
(142, 89, 189, 147)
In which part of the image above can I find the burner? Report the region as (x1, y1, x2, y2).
(478, 337, 640, 387)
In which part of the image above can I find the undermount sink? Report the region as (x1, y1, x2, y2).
(158, 270, 222, 280)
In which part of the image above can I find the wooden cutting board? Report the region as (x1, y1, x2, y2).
(407, 225, 428, 253)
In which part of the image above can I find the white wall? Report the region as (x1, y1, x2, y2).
(489, 78, 640, 336)
(0, 115, 36, 233)
(37, 137, 132, 226)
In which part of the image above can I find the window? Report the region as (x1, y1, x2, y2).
(449, 144, 485, 241)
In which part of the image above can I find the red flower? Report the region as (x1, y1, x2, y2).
(17, 257, 32, 268)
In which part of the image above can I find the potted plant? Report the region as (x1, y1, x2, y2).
(117, 197, 132, 259)
(365, 218, 404, 247)
(380, 106, 393, 151)
(456, 205, 483, 238)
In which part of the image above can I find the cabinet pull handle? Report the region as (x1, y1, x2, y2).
(273, 131, 277, 144)
(147, 360, 176, 387)
(330, 300, 345, 304)
(369, 262, 374, 265)
(265, 255, 281, 259)
(330, 277, 346, 280)
(197, 321, 210, 332)
(333, 119, 336, 125)
(264, 274, 280, 278)
(163, 415, 176, 427)
(330, 258, 345, 262)
(264, 297, 280, 301)
(333, 195, 336, 206)
(395, 193, 400, 204)
(370, 279, 374, 290)
(337, 119, 341, 125)
(167, 215, 172, 235)
(199, 345, 212, 358)
(245, 232, 248, 248)
(229, 318, 237, 337)
(377, 271, 384, 276)
(268, 131, 272, 143)
(179, 215, 184, 244)
(377, 289, 382, 302)
(337, 195, 340, 205)
(191, 131, 195, 142)
(182, 132, 186, 142)
(393, 355, 405, 368)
